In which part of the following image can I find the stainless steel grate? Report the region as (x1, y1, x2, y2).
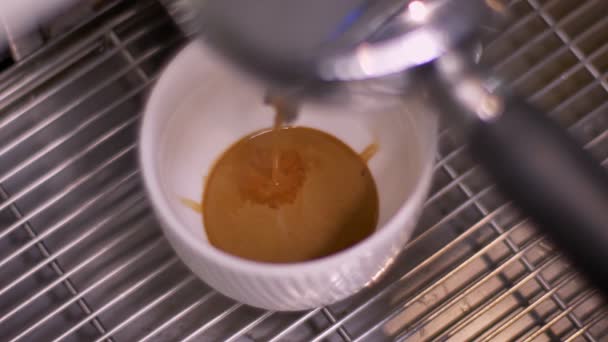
(0, 0, 606, 341)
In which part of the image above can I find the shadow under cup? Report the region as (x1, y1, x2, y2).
(140, 42, 438, 310)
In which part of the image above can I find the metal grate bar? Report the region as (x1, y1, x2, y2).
(483, 0, 558, 52)
(9, 235, 166, 341)
(106, 30, 149, 83)
(542, 70, 608, 119)
(2, 217, 146, 327)
(477, 272, 590, 341)
(0, 1, 184, 341)
(266, 308, 322, 342)
(526, 0, 608, 94)
(92, 274, 197, 341)
(0, 166, 140, 326)
(493, 0, 598, 73)
(323, 307, 353, 341)
(366, 233, 554, 340)
(0, 188, 144, 299)
(0, 70, 164, 223)
(363, 239, 559, 342)
(411, 160, 592, 341)
(0, 72, 150, 190)
(422, 174, 502, 227)
(135, 291, 218, 342)
(565, 100, 608, 139)
(181, 302, 243, 342)
(513, 17, 608, 91)
(424, 165, 480, 206)
(0, 18, 170, 158)
(0, 0, 124, 73)
(388, 241, 558, 340)
(49, 257, 182, 342)
(532, 69, 608, 116)
(433, 143, 467, 170)
(0, 185, 111, 340)
(310, 199, 515, 341)
(0, 67, 159, 257)
(431, 260, 576, 341)
(584, 124, 608, 151)
(512, 14, 607, 85)
(395, 122, 608, 341)
(0, 1, 157, 103)
(521, 289, 598, 342)
(0, 139, 137, 245)
(224, 311, 274, 342)
(0, 174, 141, 292)
(0, 36, 176, 279)
(564, 309, 608, 342)
(0, 160, 141, 270)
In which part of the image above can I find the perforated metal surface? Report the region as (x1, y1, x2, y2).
(0, 0, 607, 341)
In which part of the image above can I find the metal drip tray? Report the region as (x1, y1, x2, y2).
(0, 0, 607, 341)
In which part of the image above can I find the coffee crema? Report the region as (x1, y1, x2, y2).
(202, 125, 379, 263)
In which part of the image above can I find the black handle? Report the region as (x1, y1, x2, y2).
(470, 97, 608, 295)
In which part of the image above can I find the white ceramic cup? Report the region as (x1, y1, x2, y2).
(139, 42, 438, 311)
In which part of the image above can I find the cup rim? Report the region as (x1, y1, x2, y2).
(139, 42, 437, 277)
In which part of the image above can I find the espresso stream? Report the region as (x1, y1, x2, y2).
(202, 100, 379, 263)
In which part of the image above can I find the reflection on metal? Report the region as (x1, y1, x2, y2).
(3, 26, 44, 61)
